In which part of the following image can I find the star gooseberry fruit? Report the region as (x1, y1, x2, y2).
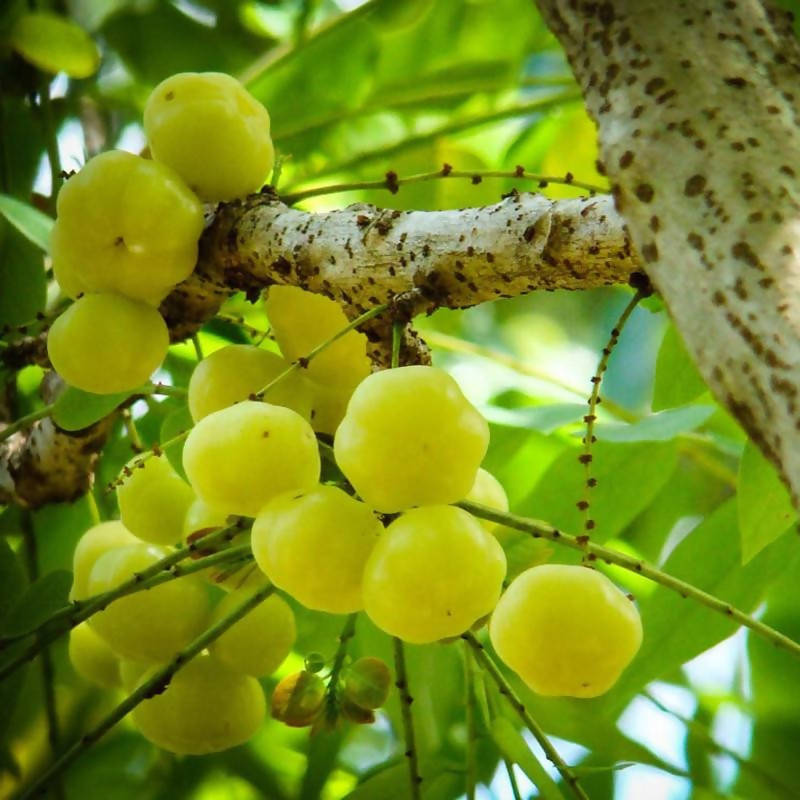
(144, 72, 274, 202)
(47, 293, 169, 394)
(362, 505, 506, 644)
(182, 401, 320, 517)
(132, 654, 266, 754)
(51, 150, 203, 305)
(489, 564, 643, 699)
(334, 366, 489, 512)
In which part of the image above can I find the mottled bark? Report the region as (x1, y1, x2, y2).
(162, 190, 638, 339)
(537, 0, 800, 501)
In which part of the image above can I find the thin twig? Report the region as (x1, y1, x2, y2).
(463, 642, 477, 800)
(0, 405, 55, 444)
(0, 525, 247, 675)
(255, 301, 390, 399)
(462, 632, 588, 800)
(18, 583, 276, 799)
(324, 613, 358, 725)
(578, 291, 643, 539)
(282, 166, 605, 205)
(393, 637, 422, 800)
(458, 500, 800, 661)
(391, 321, 404, 370)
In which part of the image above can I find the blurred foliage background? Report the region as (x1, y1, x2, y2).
(2, 0, 800, 798)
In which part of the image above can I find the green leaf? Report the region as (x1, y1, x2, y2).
(482, 403, 587, 433)
(52, 385, 134, 431)
(518, 440, 679, 543)
(652, 324, 707, 411)
(9, 12, 100, 78)
(611, 499, 800, 702)
(0, 194, 53, 253)
(160, 403, 193, 480)
(0, 222, 47, 328)
(592, 405, 715, 443)
(1, 569, 72, 637)
(490, 716, 566, 800)
(738, 440, 797, 564)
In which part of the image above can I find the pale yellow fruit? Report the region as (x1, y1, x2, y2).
(87, 544, 210, 662)
(47, 293, 169, 394)
(252, 485, 381, 613)
(209, 591, 295, 677)
(307, 380, 352, 435)
(144, 72, 274, 201)
(464, 468, 509, 533)
(118, 456, 194, 545)
(68, 622, 121, 689)
(182, 401, 320, 517)
(265, 286, 371, 392)
(132, 654, 266, 754)
(334, 366, 489, 512)
(362, 506, 506, 644)
(119, 658, 149, 692)
(489, 564, 643, 699)
(187, 344, 313, 422)
(71, 520, 139, 600)
(51, 150, 203, 304)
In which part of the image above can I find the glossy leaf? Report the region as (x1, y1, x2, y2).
(0, 194, 53, 253)
(652, 324, 707, 411)
(52, 385, 135, 431)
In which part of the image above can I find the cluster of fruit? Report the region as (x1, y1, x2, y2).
(55, 70, 644, 756)
(46, 71, 275, 394)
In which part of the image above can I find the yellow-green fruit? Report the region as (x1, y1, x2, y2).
(51, 150, 203, 304)
(47, 293, 169, 394)
(307, 380, 352, 435)
(183, 497, 230, 543)
(362, 506, 506, 644)
(334, 366, 489, 513)
(265, 286, 371, 392)
(119, 658, 149, 692)
(68, 622, 121, 689)
(489, 564, 643, 699)
(271, 671, 325, 728)
(144, 72, 274, 202)
(132, 654, 265, 754)
(87, 544, 210, 662)
(465, 468, 509, 533)
(188, 344, 313, 422)
(71, 520, 139, 600)
(183, 401, 320, 517)
(118, 456, 194, 545)
(252, 485, 381, 613)
(208, 591, 295, 677)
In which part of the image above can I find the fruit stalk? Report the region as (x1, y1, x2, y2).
(462, 632, 588, 800)
(17, 582, 276, 800)
(0, 525, 247, 674)
(392, 637, 422, 800)
(323, 613, 358, 725)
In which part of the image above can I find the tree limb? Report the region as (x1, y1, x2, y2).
(535, 0, 800, 501)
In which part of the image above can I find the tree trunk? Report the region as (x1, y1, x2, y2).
(536, 0, 800, 502)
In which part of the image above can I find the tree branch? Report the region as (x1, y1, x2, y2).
(535, 0, 800, 502)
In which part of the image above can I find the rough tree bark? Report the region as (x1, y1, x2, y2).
(536, 0, 800, 501)
(5, 0, 799, 509)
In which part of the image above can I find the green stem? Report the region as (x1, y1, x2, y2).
(22, 513, 65, 800)
(0, 525, 247, 675)
(578, 291, 643, 538)
(0, 404, 54, 443)
(191, 334, 204, 362)
(391, 321, 404, 369)
(214, 313, 272, 341)
(324, 613, 358, 725)
(121, 408, 143, 453)
(393, 637, 422, 800)
(38, 80, 62, 212)
(282, 163, 603, 206)
(458, 500, 800, 661)
(18, 583, 276, 800)
(462, 632, 588, 800)
(463, 642, 477, 800)
(255, 302, 390, 399)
